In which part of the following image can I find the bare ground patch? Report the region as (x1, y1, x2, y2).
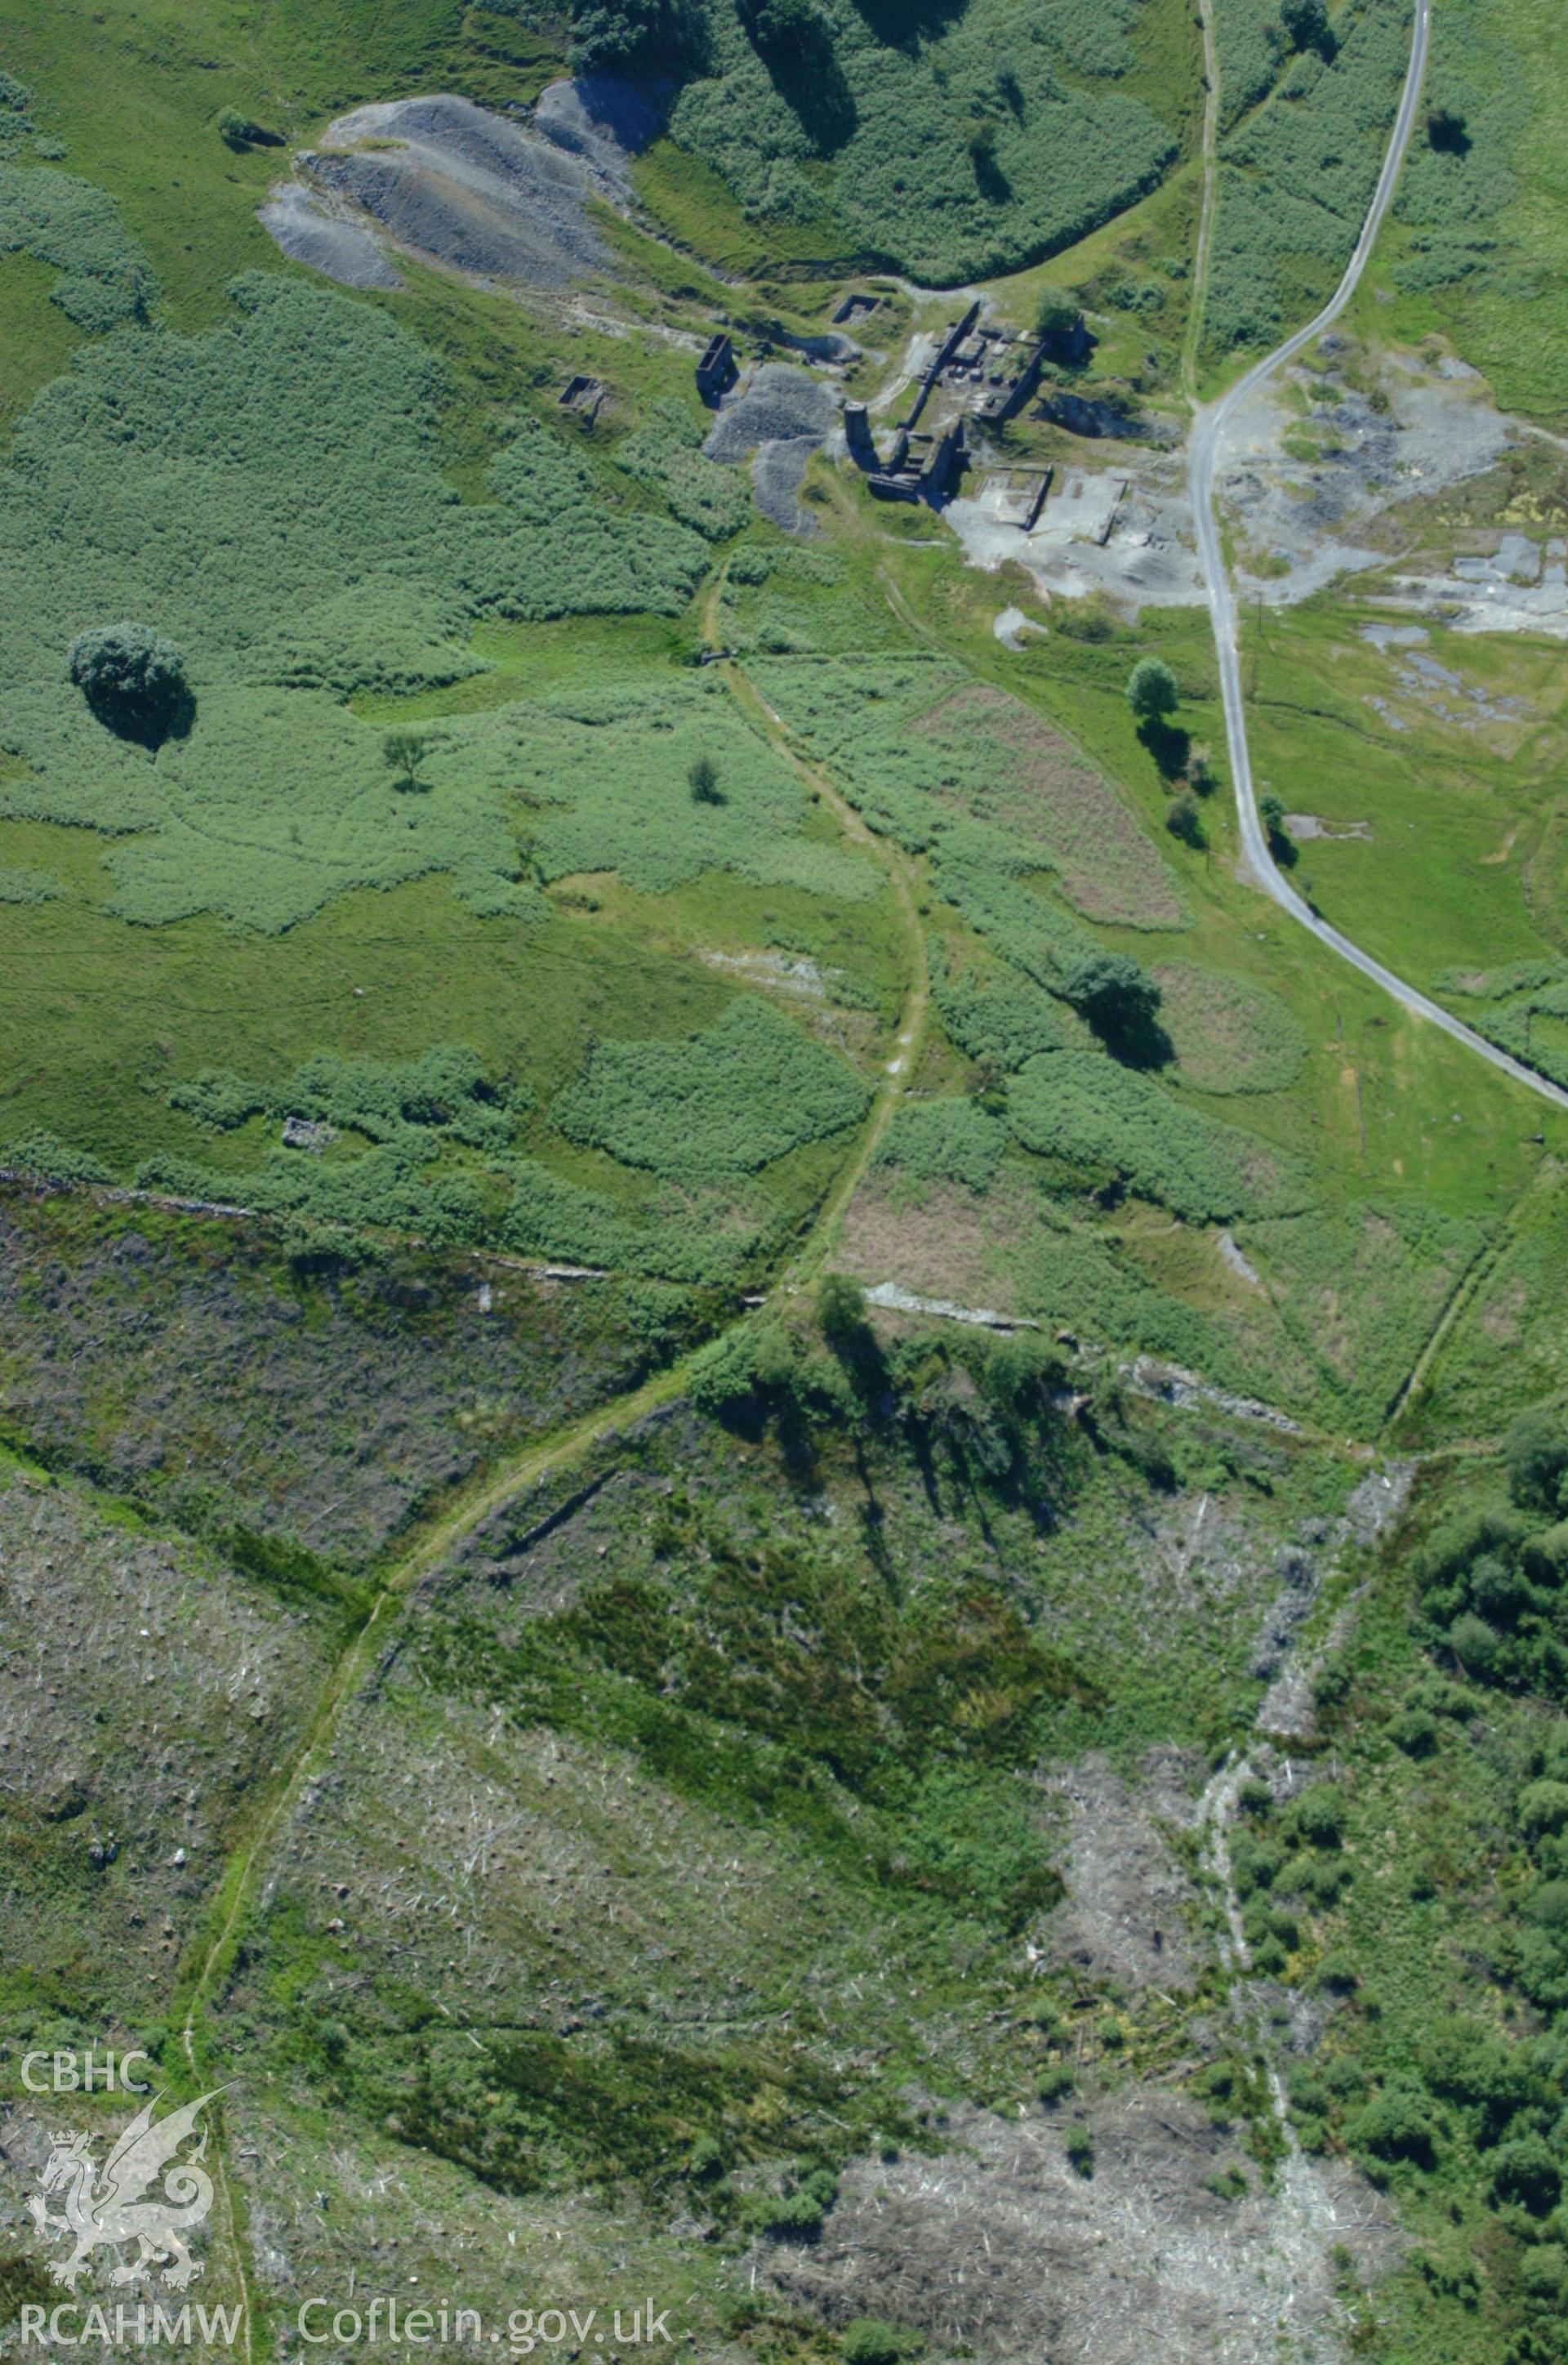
(835, 1171, 1025, 1312)
(0, 1470, 329, 2015)
(761, 2091, 1402, 2364)
(285, 95, 623, 295)
(1040, 1747, 1205, 1990)
(0, 1194, 657, 1564)
(911, 681, 1187, 930)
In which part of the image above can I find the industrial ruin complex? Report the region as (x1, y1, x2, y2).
(688, 292, 1094, 513)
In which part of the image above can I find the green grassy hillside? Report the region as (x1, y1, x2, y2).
(647, 0, 1197, 283)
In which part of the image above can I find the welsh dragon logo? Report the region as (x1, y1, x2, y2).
(29, 2090, 221, 2291)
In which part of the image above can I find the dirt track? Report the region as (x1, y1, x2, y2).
(1187, 0, 1568, 1116)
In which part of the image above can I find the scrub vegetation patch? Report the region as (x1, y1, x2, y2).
(0, 274, 709, 929)
(1205, 0, 1414, 354)
(553, 997, 871, 1180)
(635, 0, 1192, 284)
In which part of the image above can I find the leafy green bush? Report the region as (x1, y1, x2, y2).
(1281, 0, 1329, 52)
(1490, 2135, 1561, 2216)
(1165, 792, 1205, 849)
(688, 2134, 727, 2181)
(1036, 284, 1080, 337)
(1518, 1782, 1568, 1841)
(619, 401, 751, 542)
(841, 2322, 902, 2365)
(383, 728, 426, 793)
(688, 751, 724, 804)
(1006, 1046, 1308, 1223)
(1061, 948, 1166, 1063)
(1520, 2245, 1568, 2306)
(1523, 1523, 1568, 1589)
(1507, 1411, 1568, 1516)
(1351, 2087, 1437, 2168)
(0, 161, 153, 330)
(1289, 2067, 1330, 2116)
(687, 1318, 796, 1417)
(569, 0, 706, 74)
(1414, 1507, 1568, 1702)
(1297, 1854, 1350, 1906)
(875, 1098, 1004, 1194)
(1284, 1787, 1343, 1849)
(216, 106, 270, 147)
(1389, 1705, 1438, 1757)
(553, 997, 869, 1180)
(1421, 2018, 1536, 2149)
(756, 2185, 827, 2239)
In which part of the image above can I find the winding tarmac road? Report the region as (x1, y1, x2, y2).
(1187, 0, 1568, 1115)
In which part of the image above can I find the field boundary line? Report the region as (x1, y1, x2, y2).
(1181, 0, 1220, 401)
(1381, 1153, 1562, 1435)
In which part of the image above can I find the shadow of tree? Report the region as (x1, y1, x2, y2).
(1091, 1004, 1175, 1071)
(763, 28, 858, 154)
(972, 141, 1012, 204)
(86, 679, 196, 753)
(849, 0, 967, 49)
(1427, 106, 1470, 155)
(1137, 714, 1190, 781)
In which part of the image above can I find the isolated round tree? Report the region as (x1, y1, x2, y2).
(1504, 1409, 1568, 1514)
(1035, 286, 1080, 340)
(817, 1271, 869, 1351)
(1127, 658, 1179, 722)
(68, 622, 189, 747)
(1063, 949, 1161, 1032)
(1165, 791, 1205, 847)
(688, 752, 724, 805)
(746, 0, 823, 51)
